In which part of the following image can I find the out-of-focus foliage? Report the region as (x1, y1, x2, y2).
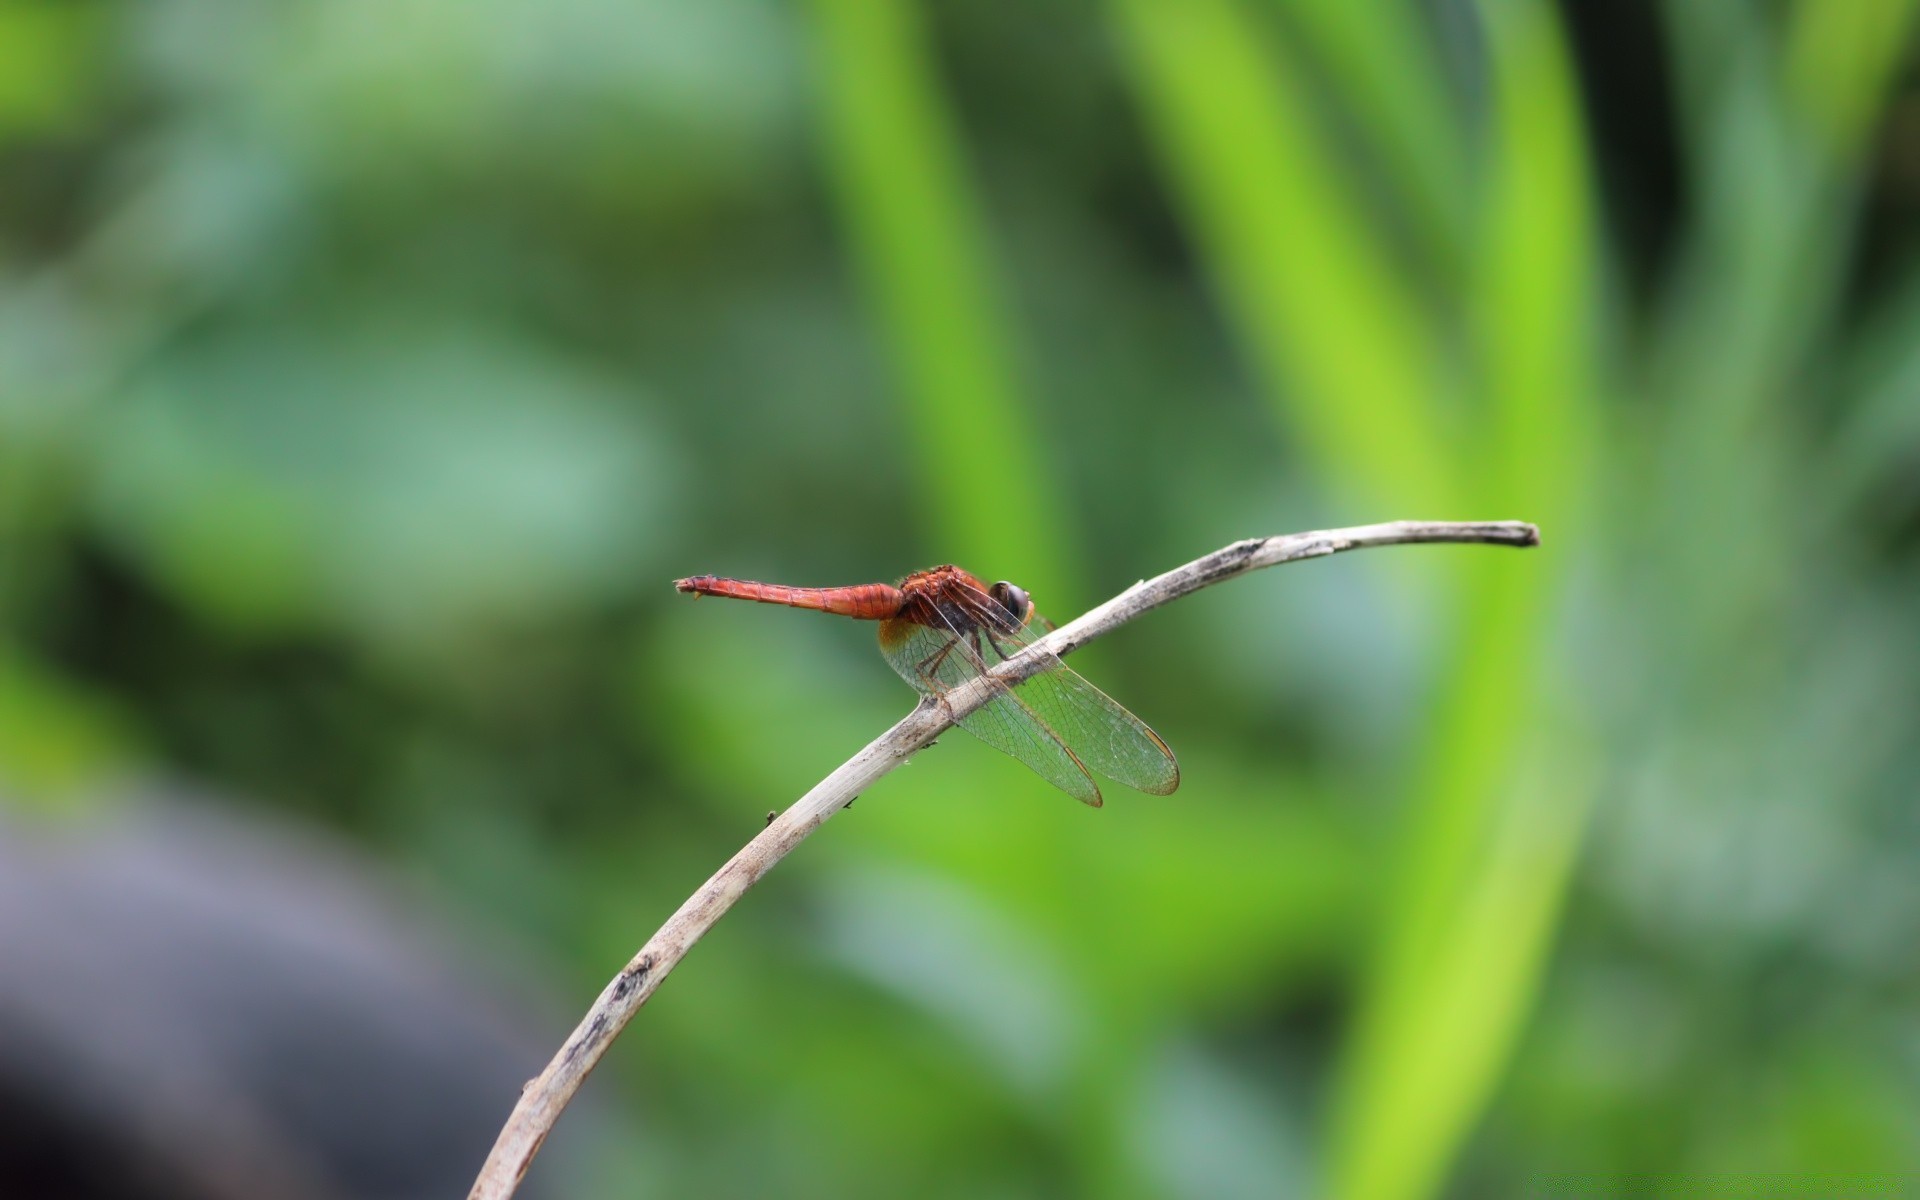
(2, 0, 1917, 1196)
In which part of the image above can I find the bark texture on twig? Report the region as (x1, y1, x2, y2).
(467, 519, 1539, 1199)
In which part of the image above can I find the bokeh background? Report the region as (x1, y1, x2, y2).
(4, 0, 1919, 1197)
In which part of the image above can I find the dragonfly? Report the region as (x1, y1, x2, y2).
(674, 565, 1179, 807)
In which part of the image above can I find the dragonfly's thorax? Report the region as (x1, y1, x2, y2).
(897, 564, 985, 594)
(897, 566, 1024, 634)
(867, 563, 1178, 806)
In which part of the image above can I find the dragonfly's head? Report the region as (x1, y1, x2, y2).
(988, 580, 1033, 626)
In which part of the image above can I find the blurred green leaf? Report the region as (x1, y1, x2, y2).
(1325, 5, 1597, 1198)
(1784, 0, 1920, 161)
(1109, 0, 1460, 516)
(1275, 0, 1471, 278)
(0, 1, 105, 141)
(0, 643, 135, 806)
(807, 0, 1074, 595)
(90, 319, 673, 654)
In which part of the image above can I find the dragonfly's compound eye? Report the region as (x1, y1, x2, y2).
(991, 580, 1031, 623)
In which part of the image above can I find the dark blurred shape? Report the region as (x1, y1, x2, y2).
(0, 793, 586, 1200)
(1558, 0, 1685, 299)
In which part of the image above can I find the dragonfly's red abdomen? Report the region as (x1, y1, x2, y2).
(673, 576, 907, 620)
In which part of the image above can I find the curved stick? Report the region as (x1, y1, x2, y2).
(467, 519, 1540, 1199)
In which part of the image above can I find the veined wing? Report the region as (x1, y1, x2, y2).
(880, 617, 1104, 805)
(878, 580, 1179, 803)
(980, 633, 1180, 796)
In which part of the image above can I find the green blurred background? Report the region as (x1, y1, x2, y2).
(3, 0, 1918, 1196)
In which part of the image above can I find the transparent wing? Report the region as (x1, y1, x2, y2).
(985, 636, 1181, 796)
(880, 618, 1104, 805)
(878, 580, 1179, 802)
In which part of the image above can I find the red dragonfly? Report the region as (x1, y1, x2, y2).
(674, 565, 1179, 806)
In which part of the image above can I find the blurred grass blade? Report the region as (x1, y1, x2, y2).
(1655, 0, 1917, 439)
(1470, 1, 1595, 519)
(1107, 0, 1459, 515)
(1799, 0, 1920, 517)
(1275, 0, 1471, 279)
(1783, 0, 1920, 163)
(1647, 0, 1913, 627)
(1330, 3, 1596, 1198)
(1113, 1, 1594, 1196)
(0, 641, 133, 807)
(806, 0, 1072, 590)
(1341, 729, 1592, 1200)
(1825, 268, 1920, 516)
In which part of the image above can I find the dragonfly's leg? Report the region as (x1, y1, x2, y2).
(963, 629, 1006, 680)
(914, 639, 957, 694)
(983, 627, 1018, 663)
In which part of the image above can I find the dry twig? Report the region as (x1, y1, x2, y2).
(467, 519, 1539, 1199)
